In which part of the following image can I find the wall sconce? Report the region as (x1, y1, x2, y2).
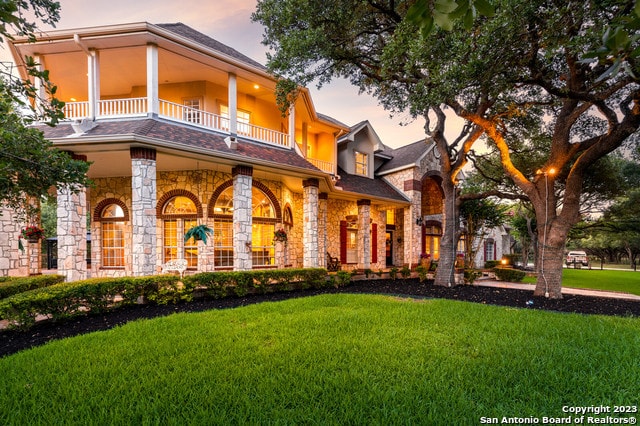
(416, 217, 423, 226)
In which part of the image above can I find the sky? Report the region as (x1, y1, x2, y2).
(2, 0, 431, 148)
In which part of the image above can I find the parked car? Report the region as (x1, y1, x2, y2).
(566, 250, 589, 267)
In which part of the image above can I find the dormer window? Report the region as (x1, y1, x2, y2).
(355, 151, 368, 176)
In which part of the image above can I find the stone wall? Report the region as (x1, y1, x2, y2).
(0, 205, 28, 276)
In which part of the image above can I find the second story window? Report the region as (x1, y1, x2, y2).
(183, 99, 201, 124)
(355, 151, 368, 176)
(220, 104, 251, 135)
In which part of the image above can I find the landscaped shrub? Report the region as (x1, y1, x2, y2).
(0, 275, 65, 299)
(0, 275, 183, 329)
(485, 260, 501, 269)
(493, 267, 526, 282)
(389, 267, 399, 280)
(464, 269, 481, 285)
(400, 266, 411, 278)
(335, 271, 351, 287)
(415, 265, 429, 282)
(0, 269, 330, 330)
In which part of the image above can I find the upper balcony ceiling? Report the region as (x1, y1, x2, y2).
(12, 22, 277, 98)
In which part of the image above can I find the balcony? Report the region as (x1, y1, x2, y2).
(63, 98, 291, 149)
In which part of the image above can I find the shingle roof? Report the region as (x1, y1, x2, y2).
(376, 139, 433, 174)
(335, 168, 408, 203)
(156, 23, 266, 71)
(38, 118, 322, 172)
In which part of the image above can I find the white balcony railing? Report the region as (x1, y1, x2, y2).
(61, 98, 320, 157)
(307, 158, 335, 174)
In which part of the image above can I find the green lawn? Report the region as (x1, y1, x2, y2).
(523, 268, 640, 295)
(1, 294, 639, 424)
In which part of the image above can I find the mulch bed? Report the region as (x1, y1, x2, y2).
(2, 278, 638, 358)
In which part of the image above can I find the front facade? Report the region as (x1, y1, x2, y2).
(1, 22, 479, 280)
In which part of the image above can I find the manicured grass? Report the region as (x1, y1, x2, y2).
(1, 294, 639, 424)
(522, 268, 640, 295)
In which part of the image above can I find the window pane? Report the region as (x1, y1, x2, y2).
(213, 187, 234, 215)
(102, 222, 125, 267)
(355, 151, 367, 176)
(163, 196, 197, 215)
(252, 188, 275, 218)
(214, 219, 234, 267)
(252, 222, 275, 266)
(101, 204, 124, 219)
(164, 220, 178, 262)
(184, 219, 198, 268)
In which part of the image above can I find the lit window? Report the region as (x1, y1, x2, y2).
(386, 209, 395, 226)
(183, 99, 201, 124)
(99, 203, 126, 268)
(162, 196, 198, 268)
(220, 104, 251, 135)
(355, 151, 368, 176)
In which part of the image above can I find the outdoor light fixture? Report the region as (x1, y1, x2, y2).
(416, 217, 423, 226)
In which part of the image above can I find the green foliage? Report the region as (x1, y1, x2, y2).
(400, 266, 411, 278)
(1, 294, 638, 424)
(463, 269, 481, 285)
(407, 0, 495, 35)
(364, 268, 373, 278)
(493, 267, 526, 282)
(183, 224, 213, 244)
(415, 265, 431, 282)
(0, 274, 64, 299)
(0, 269, 331, 330)
(335, 271, 352, 287)
(389, 266, 399, 280)
(485, 260, 500, 269)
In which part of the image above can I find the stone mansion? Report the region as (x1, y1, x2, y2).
(1, 22, 511, 280)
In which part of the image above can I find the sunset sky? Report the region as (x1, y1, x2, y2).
(2, 0, 433, 148)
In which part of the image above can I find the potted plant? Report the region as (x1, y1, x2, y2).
(273, 228, 287, 245)
(184, 224, 213, 244)
(21, 225, 45, 242)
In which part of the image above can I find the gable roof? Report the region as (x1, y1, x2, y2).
(335, 168, 409, 203)
(375, 138, 435, 175)
(155, 23, 266, 71)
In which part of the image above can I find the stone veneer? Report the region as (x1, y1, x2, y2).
(233, 166, 253, 271)
(131, 148, 157, 276)
(357, 200, 371, 270)
(0, 205, 28, 276)
(57, 185, 87, 281)
(302, 178, 319, 268)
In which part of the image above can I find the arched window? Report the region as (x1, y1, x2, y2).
(162, 195, 198, 267)
(95, 201, 127, 268)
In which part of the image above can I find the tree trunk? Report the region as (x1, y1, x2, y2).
(434, 183, 459, 287)
(533, 242, 564, 299)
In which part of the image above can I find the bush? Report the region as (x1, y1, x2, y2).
(464, 269, 481, 285)
(0, 275, 65, 299)
(389, 267, 399, 280)
(400, 266, 411, 278)
(415, 265, 429, 283)
(485, 260, 501, 269)
(493, 267, 526, 282)
(0, 269, 330, 330)
(335, 271, 352, 288)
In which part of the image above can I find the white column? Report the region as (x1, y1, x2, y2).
(33, 55, 45, 116)
(87, 49, 100, 119)
(357, 199, 371, 270)
(146, 43, 159, 116)
(288, 104, 296, 148)
(233, 166, 252, 271)
(130, 147, 157, 276)
(228, 73, 238, 137)
(303, 178, 319, 268)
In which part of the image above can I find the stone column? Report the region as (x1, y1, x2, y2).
(0, 205, 27, 276)
(303, 178, 319, 268)
(131, 147, 157, 276)
(403, 179, 422, 268)
(318, 193, 328, 268)
(357, 199, 371, 270)
(57, 183, 87, 282)
(233, 165, 253, 271)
